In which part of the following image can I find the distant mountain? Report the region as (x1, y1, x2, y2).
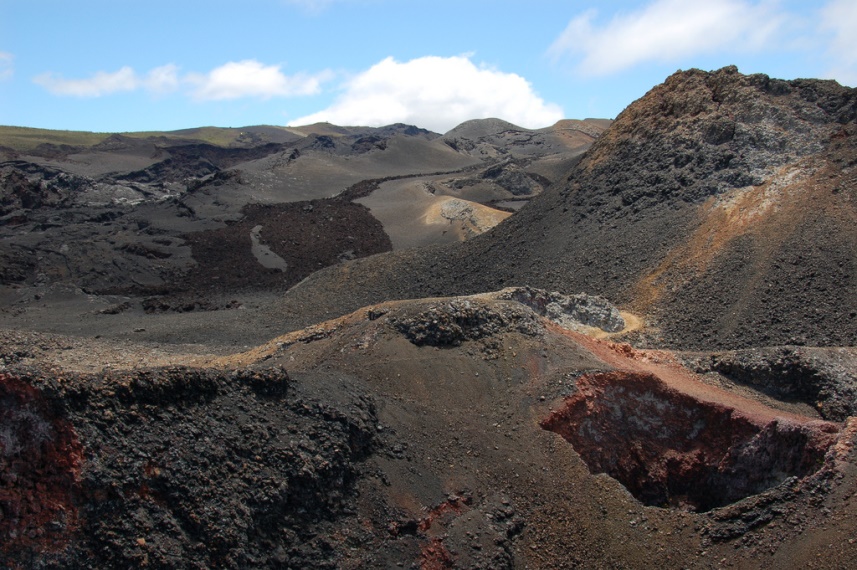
(441, 117, 610, 163)
(444, 117, 526, 138)
(1, 116, 605, 302)
(0, 125, 308, 155)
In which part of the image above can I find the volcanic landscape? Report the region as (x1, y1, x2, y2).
(1, 66, 856, 569)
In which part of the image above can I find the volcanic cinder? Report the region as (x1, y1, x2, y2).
(1, 67, 857, 569)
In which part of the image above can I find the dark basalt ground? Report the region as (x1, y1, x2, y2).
(4, 297, 857, 569)
(2, 366, 380, 569)
(167, 199, 392, 300)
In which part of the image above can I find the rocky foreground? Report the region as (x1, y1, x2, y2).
(2, 291, 857, 569)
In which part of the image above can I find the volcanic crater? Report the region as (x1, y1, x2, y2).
(541, 370, 839, 512)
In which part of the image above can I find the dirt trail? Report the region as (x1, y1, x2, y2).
(561, 326, 831, 427)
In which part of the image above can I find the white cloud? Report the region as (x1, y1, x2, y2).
(34, 66, 140, 97)
(288, 55, 564, 133)
(33, 60, 329, 100)
(187, 60, 329, 101)
(144, 64, 181, 94)
(282, 0, 369, 15)
(549, 0, 785, 76)
(0, 52, 13, 81)
(820, 0, 857, 86)
(283, 0, 334, 14)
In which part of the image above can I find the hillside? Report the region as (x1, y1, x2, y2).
(0, 116, 607, 319)
(273, 66, 857, 350)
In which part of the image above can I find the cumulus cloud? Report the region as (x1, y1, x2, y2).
(283, 0, 335, 14)
(0, 52, 13, 81)
(34, 66, 140, 97)
(820, 0, 857, 86)
(33, 60, 329, 100)
(288, 55, 564, 133)
(549, 0, 785, 76)
(188, 60, 329, 101)
(144, 64, 181, 94)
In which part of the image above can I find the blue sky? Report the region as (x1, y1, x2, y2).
(1, 0, 855, 134)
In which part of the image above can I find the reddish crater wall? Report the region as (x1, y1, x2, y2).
(0, 374, 83, 556)
(541, 371, 839, 512)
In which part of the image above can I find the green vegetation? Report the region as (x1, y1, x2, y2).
(0, 126, 112, 152)
(0, 124, 300, 153)
(131, 127, 247, 147)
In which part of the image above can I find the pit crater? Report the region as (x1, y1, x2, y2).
(541, 371, 839, 512)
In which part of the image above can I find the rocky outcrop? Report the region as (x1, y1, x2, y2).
(0, 161, 89, 217)
(387, 288, 625, 349)
(479, 160, 544, 196)
(1, 367, 379, 568)
(496, 286, 625, 332)
(445, 161, 545, 196)
(391, 298, 543, 347)
(683, 346, 857, 421)
(117, 156, 219, 184)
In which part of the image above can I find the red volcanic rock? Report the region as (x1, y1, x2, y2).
(0, 373, 83, 557)
(541, 371, 840, 511)
(418, 495, 471, 533)
(421, 537, 454, 570)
